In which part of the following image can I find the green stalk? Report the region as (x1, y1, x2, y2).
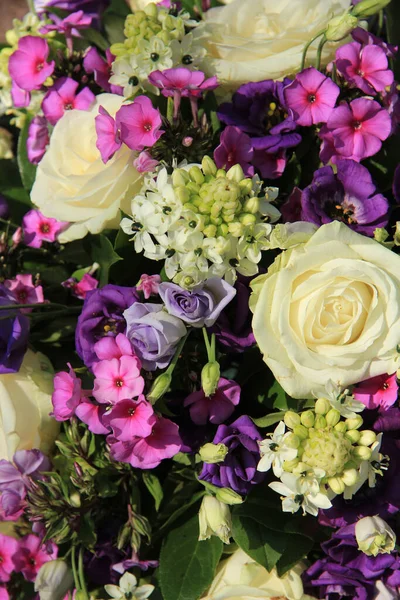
(71, 546, 81, 595)
(78, 546, 89, 600)
(316, 35, 327, 71)
(202, 328, 216, 363)
(300, 30, 325, 71)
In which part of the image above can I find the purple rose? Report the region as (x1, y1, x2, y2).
(0, 286, 29, 374)
(210, 275, 255, 352)
(198, 415, 264, 495)
(158, 278, 236, 328)
(123, 303, 187, 371)
(282, 159, 389, 236)
(75, 284, 139, 368)
(303, 524, 400, 600)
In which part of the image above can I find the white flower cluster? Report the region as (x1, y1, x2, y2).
(110, 2, 204, 97)
(121, 158, 276, 288)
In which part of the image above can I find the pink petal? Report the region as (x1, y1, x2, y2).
(361, 44, 389, 75)
(74, 87, 96, 111)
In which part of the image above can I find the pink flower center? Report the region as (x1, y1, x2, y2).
(353, 120, 362, 131)
(128, 407, 136, 416)
(115, 378, 124, 388)
(356, 69, 365, 77)
(36, 61, 44, 72)
(143, 123, 153, 132)
(39, 223, 51, 234)
(17, 290, 28, 302)
(227, 152, 235, 162)
(308, 94, 317, 103)
(64, 103, 73, 110)
(29, 557, 36, 566)
(382, 382, 390, 390)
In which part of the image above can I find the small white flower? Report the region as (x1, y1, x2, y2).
(170, 33, 206, 68)
(269, 472, 332, 516)
(343, 433, 386, 500)
(136, 37, 173, 76)
(105, 572, 154, 600)
(257, 421, 297, 477)
(110, 55, 142, 98)
(237, 223, 272, 264)
(317, 381, 365, 419)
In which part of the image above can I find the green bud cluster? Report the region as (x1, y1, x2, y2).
(172, 157, 262, 240)
(283, 406, 377, 495)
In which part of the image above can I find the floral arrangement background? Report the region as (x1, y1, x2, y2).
(0, 0, 399, 599)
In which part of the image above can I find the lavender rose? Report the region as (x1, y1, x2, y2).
(158, 278, 236, 328)
(0, 287, 29, 375)
(75, 284, 139, 368)
(198, 416, 264, 495)
(123, 303, 187, 371)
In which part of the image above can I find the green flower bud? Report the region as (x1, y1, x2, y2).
(228, 222, 244, 237)
(175, 186, 190, 203)
(147, 372, 172, 403)
(242, 196, 260, 214)
(315, 397, 331, 415)
(239, 179, 254, 195)
(202, 156, 217, 176)
(198, 496, 232, 544)
(144, 2, 158, 17)
(216, 168, 226, 179)
(203, 224, 217, 238)
(314, 415, 327, 429)
(302, 429, 352, 477)
(346, 415, 364, 430)
(301, 410, 315, 428)
(328, 476, 345, 495)
(351, 0, 391, 18)
(358, 430, 377, 447)
(199, 443, 228, 464)
(34, 560, 74, 600)
(69, 493, 81, 508)
(284, 411, 301, 429)
(353, 446, 372, 461)
(217, 223, 229, 237)
(201, 362, 220, 397)
(341, 468, 358, 487)
(326, 409, 341, 427)
(345, 429, 361, 444)
(215, 487, 243, 505)
(285, 433, 301, 449)
(293, 424, 309, 440)
(187, 181, 201, 195)
(239, 213, 257, 226)
(283, 458, 300, 472)
(325, 12, 358, 41)
(334, 421, 348, 433)
(190, 166, 205, 185)
(226, 164, 244, 183)
(355, 516, 396, 557)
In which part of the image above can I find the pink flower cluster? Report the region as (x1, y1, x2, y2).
(22, 209, 67, 249)
(52, 333, 181, 469)
(4, 274, 44, 312)
(0, 533, 56, 586)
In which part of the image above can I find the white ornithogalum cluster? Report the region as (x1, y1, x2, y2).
(121, 157, 277, 288)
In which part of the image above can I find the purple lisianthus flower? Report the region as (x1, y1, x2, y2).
(210, 275, 255, 352)
(281, 159, 389, 236)
(217, 80, 301, 180)
(0, 286, 29, 374)
(198, 415, 264, 495)
(123, 303, 187, 371)
(75, 284, 139, 368)
(158, 278, 236, 328)
(26, 116, 49, 165)
(184, 377, 240, 425)
(34, 0, 109, 22)
(303, 524, 400, 600)
(214, 126, 254, 177)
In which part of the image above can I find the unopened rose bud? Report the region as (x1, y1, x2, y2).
(215, 487, 243, 505)
(199, 443, 228, 464)
(315, 397, 331, 415)
(201, 362, 220, 397)
(34, 560, 73, 600)
(147, 372, 172, 403)
(198, 496, 232, 544)
(351, 0, 391, 18)
(284, 411, 301, 429)
(325, 12, 358, 41)
(355, 516, 396, 557)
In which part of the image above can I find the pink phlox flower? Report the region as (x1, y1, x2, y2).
(184, 377, 241, 425)
(116, 96, 164, 152)
(75, 401, 110, 435)
(94, 333, 136, 361)
(52, 364, 84, 421)
(336, 41, 394, 95)
(321, 98, 392, 163)
(103, 397, 156, 441)
(214, 126, 254, 177)
(39, 11, 92, 36)
(62, 273, 98, 300)
(12, 534, 57, 582)
(284, 67, 340, 127)
(352, 26, 398, 60)
(22, 209, 67, 248)
(0, 535, 19, 582)
(108, 416, 181, 469)
(133, 151, 159, 174)
(11, 227, 23, 249)
(8, 36, 55, 92)
(27, 116, 49, 165)
(92, 355, 145, 404)
(148, 68, 218, 98)
(42, 77, 95, 125)
(0, 586, 9, 600)
(95, 105, 122, 163)
(11, 81, 30, 108)
(137, 274, 161, 299)
(353, 373, 398, 412)
(4, 274, 44, 313)
(83, 47, 122, 94)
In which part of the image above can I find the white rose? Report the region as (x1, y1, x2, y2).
(252, 221, 400, 399)
(31, 93, 143, 243)
(201, 548, 313, 600)
(194, 0, 351, 87)
(0, 350, 59, 460)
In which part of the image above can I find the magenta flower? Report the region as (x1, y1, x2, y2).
(92, 355, 144, 405)
(42, 77, 95, 125)
(75, 401, 109, 435)
(214, 126, 254, 176)
(109, 416, 181, 469)
(26, 116, 49, 164)
(137, 274, 161, 299)
(0, 586, 9, 600)
(62, 273, 98, 300)
(0, 534, 18, 582)
(117, 96, 164, 152)
(103, 398, 156, 441)
(39, 10, 92, 36)
(353, 373, 398, 412)
(94, 333, 135, 362)
(321, 98, 392, 162)
(83, 47, 122, 94)
(184, 377, 241, 425)
(4, 274, 44, 312)
(22, 209, 67, 248)
(13, 534, 57, 582)
(336, 41, 394, 95)
(284, 67, 340, 127)
(52, 364, 84, 421)
(8, 36, 55, 92)
(95, 106, 121, 163)
(11, 81, 30, 108)
(133, 151, 159, 174)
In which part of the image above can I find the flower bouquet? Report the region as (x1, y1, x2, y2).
(0, 0, 399, 598)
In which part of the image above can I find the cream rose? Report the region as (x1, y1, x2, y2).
(252, 221, 400, 399)
(31, 94, 143, 243)
(193, 0, 351, 87)
(201, 548, 312, 600)
(0, 350, 59, 460)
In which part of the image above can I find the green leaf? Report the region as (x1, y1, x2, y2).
(104, 13, 126, 45)
(2, 186, 32, 221)
(85, 234, 122, 286)
(17, 116, 37, 192)
(252, 411, 286, 428)
(276, 533, 314, 576)
(159, 516, 223, 600)
(142, 472, 164, 511)
(80, 28, 110, 50)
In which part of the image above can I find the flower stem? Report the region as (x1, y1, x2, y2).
(71, 546, 81, 595)
(300, 30, 325, 71)
(316, 35, 327, 71)
(202, 328, 216, 363)
(78, 546, 89, 600)
(166, 331, 190, 375)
